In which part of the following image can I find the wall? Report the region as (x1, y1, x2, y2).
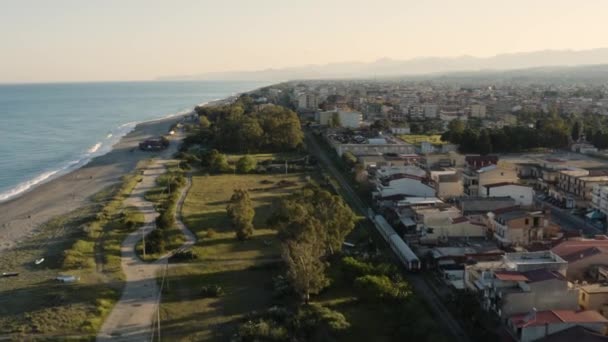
(580, 289, 608, 312)
(437, 181, 464, 199)
(482, 185, 534, 206)
(477, 168, 519, 196)
(501, 280, 579, 319)
(567, 253, 608, 280)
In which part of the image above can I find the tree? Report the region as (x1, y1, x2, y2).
(270, 186, 356, 302)
(341, 151, 357, 168)
(199, 115, 211, 129)
(281, 218, 329, 303)
(478, 129, 493, 155)
(572, 121, 581, 141)
(236, 155, 257, 173)
(226, 189, 255, 240)
(202, 149, 231, 173)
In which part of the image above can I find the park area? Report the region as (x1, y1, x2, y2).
(156, 170, 310, 340)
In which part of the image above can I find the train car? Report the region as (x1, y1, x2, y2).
(373, 215, 397, 241)
(389, 234, 421, 271)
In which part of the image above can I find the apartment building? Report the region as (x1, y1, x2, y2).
(487, 207, 554, 247)
(463, 164, 519, 196)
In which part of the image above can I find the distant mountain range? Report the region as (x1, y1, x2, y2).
(158, 48, 608, 81)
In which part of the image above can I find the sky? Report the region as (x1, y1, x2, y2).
(1, 0, 608, 83)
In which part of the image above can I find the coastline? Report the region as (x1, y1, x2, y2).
(0, 91, 241, 254)
(0, 113, 191, 254)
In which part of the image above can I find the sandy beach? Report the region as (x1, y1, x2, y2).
(0, 114, 193, 254)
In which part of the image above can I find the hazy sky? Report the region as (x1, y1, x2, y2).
(2, 0, 608, 83)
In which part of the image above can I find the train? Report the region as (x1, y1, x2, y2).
(373, 214, 421, 271)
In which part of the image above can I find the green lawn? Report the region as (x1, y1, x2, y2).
(181, 172, 308, 261)
(158, 170, 310, 341)
(398, 134, 445, 145)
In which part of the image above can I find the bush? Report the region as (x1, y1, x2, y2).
(354, 275, 411, 302)
(206, 229, 216, 238)
(236, 155, 257, 173)
(145, 229, 166, 254)
(341, 256, 397, 281)
(171, 250, 197, 261)
(201, 284, 224, 298)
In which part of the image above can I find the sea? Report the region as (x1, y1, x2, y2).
(0, 80, 269, 202)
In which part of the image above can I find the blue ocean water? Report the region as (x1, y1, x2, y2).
(0, 80, 268, 202)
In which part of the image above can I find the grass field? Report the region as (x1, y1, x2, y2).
(398, 134, 445, 145)
(0, 162, 148, 338)
(158, 170, 310, 340)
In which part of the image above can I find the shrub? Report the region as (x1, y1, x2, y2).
(145, 229, 166, 254)
(236, 155, 257, 173)
(171, 250, 197, 261)
(201, 284, 224, 298)
(354, 275, 411, 302)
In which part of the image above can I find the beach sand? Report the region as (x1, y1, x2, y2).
(0, 114, 193, 254)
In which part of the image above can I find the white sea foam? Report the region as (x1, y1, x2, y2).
(87, 142, 102, 154)
(0, 121, 139, 203)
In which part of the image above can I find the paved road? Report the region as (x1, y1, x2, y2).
(97, 160, 196, 341)
(304, 131, 470, 342)
(535, 197, 603, 236)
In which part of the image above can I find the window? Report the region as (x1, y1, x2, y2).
(525, 219, 529, 225)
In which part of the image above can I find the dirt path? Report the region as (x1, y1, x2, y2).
(97, 160, 196, 341)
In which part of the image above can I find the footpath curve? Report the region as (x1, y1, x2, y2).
(97, 160, 196, 341)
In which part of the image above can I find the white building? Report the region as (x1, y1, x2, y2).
(297, 93, 318, 110)
(423, 104, 439, 118)
(374, 175, 435, 199)
(591, 184, 608, 217)
(480, 183, 534, 206)
(317, 110, 362, 128)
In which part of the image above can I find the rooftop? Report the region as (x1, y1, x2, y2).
(504, 250, 566, 266)
(510, 310, 608, 328)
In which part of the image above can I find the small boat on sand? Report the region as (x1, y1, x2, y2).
(1, 272, 19, 277)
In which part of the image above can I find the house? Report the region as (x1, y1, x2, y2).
(507, 310, 608, 342)
(430, 171, 463, 199)
(551, 238, 608, 281)
(374, 174, 435, 199)
(480, 182, 534, 206)
(139, 137, 169, 151)
(457, 197, 517, 225)
(317, 110, 362, 128)
(578, 283, 608, 317)
(413, 209, 486, 244)
(557, 168, 608, 206)
(484, 269, 579, 319)
(487, 207, 556, 247)
(463, 164, 518, 197)
(465, 155, 499, 170)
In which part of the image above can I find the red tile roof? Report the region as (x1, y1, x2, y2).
(551, 239, 608, 259)
(495, 271, 529, 282)
(510, 310, 608, 328)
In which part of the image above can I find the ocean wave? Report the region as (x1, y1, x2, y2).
(0, 160, 80, 202)
(87, 142, 102, 154)
(0, 106, 195, 203)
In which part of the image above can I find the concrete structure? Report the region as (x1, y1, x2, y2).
(317, 110, 363, 128)
(470, 104, 487, 118)
(480, 183, 534, 206)
(430, 171, 463, 199)
(558, 168, 608, 204)
(592, 185, 608, 218)
(374, 174, 435, 199)
(297, 93, 319, 110)
(463, 164, 519, 197)
(487, 208, 554, 247)
(579, 283, 608, 317)
(423, 104, 439, 118)
(552, 238, 608, 281)
(507, 310, 608, 342)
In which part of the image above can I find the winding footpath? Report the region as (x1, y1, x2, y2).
(97, 159, 196, 341)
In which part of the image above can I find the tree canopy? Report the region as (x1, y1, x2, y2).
(226, 189, 255, 240)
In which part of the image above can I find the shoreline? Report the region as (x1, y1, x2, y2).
(0, 90, 242, 254)
(0, 113, 191, 253)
